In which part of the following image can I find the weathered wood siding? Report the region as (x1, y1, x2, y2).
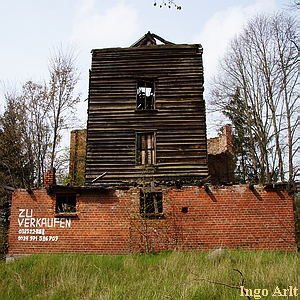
(85, 44, 208, 186)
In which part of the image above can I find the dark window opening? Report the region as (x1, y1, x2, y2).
(56, 194, 76, 214)
(136, 132, 156, 165)
(136, 79, 155, 110)
(182, 207, 188, 213)
(140, 191, 163, 215)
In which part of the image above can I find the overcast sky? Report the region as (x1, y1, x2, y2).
(0, 0, 295, 136)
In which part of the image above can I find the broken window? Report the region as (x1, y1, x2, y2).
(136, 79, 155, 110)
(56, 194, 76, 214)
(136, 132, 156, 165)
(140, 191, 163, 215)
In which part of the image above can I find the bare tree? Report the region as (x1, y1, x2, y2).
(210, 12, 299, 184)
(0, 83, 51, 188)
(47, 44, 81, 170)
(21, 81, 51, 187)
(286, 0, 300, 10)
(0, 44, 81, 187)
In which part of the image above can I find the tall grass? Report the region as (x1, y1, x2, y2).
(0, 250, 298, 300)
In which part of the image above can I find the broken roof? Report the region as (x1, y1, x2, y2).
(91, 32, 202, 54)
(130, 31, 175, 47)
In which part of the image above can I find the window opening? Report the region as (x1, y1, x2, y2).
(140, 191, 163, 215)
(56, 194, 76, 214)
(137, 79, 155, 110)
(136, 132, 156, 165)
(182, 207, 188, 213)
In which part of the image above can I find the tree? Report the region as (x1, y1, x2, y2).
(0, 81, 55, 189)
(0, 84, 50, 188)
(287, 0, 300, 9)
(47, 44, 81, 170)
(0, 91, 34, 189)
(21, 81, 51, 187)
(210, 12, 299, 184)
(0, 44, 81, 188)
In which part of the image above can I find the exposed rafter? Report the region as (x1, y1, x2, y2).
(130, 31, 174, 47)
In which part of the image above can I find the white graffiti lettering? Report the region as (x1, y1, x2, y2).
(17, 209, 71, 229)
(18, 209, 33, 218)
(18, 218, 24, 226)
(18, 209, 25, 218)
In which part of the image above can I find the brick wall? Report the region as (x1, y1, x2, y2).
(207, 124, 235, 184)
(43, 168, 56, 187)
(8, 185, 297, 255)
(207, 124, 233, 156)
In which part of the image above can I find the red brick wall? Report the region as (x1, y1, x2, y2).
(8, 185, 297, 255)
(43, 168, 56, 187)
(8, 188, 132, 254)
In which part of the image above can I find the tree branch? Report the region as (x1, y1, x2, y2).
(197, 269, 252, 300)
(154, 0, 181, 10)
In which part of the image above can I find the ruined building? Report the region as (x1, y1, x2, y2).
(85, 31, 208, 187)
(7, 33, 297, 257)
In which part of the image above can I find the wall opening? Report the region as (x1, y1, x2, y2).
(140, 191, 162, 216)
(136, 79, 155, 110)
(56, 194, 76, 214)
(136, 132, 156, 165)
(182, 207, 188, 213)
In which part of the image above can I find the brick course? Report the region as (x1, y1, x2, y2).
(8, 185, 297, 254)
(43, 168, 56, 187)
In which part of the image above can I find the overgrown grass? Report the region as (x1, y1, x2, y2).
(0, 250, 298, 299)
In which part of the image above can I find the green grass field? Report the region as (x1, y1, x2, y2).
(0, 250, 298, 300)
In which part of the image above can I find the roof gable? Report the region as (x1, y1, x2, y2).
(130, 31, 174, 47)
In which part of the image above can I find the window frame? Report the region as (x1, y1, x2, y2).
(140, 191, 163, 217)
(136, 131, 156, 166)
(136, 79, 155, 110)
(55, 194, 77, 214)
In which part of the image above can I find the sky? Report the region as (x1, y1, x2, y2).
(0, 0, 296, 138)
